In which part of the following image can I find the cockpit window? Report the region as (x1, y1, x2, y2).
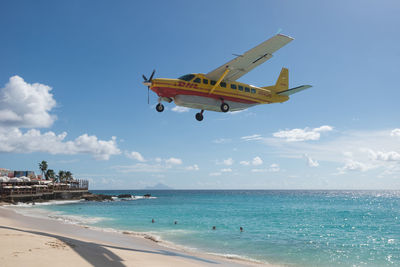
(178, 74, 195, 81)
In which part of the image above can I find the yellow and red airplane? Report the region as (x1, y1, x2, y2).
(142, 34, 311, 121)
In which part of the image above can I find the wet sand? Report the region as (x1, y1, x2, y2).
(0, 207, 270, 267)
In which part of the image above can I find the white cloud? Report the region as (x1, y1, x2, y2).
(114, 156, 185, 173)
(0, 76, 121, 160)
(115, 163, 166, 173)
(251, 164, 280, 173)
(220, 168, 232, 172)
(252, 156, 263, 166)
(0, 128, 120, 160)
(209, 172, 221, 176)
(213, 138, 232, 144)
(369, 150, 400, 162)
(218, 158, 234, 166)
(239, 157, 263, 166)
(241, 134, 263, 141)
(304, 154, 319, 167)
(269, 163, 280, 172)
(186, 164, 199, 171)
(171, 106, 190, 113)
(338, 160, 372, 173)
(391, 129, 400, 137)
(125, 151, 145, 162)
(0, 76, 57, 128)
(273, 125, 333, 142)
(165, 157, 182, 165)
(240, 160, 250, 166)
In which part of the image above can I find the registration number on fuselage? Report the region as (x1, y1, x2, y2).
(176, 82, 199, 89)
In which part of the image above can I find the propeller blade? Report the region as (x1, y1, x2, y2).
(149, 69, 155, 81)
(142, 74, 148, 81)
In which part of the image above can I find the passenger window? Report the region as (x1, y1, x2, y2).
(238, 85, 243, 91)
(251, 88, 256, 94)
(220, 82, 226, 88)
(203, 79, 209, 84)
(193, 78, 201, 83)
(231, 84, 237, 89)
(245, 87, 250, 92)
(211, 80, 216, 85)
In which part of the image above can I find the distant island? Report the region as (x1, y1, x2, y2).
(144, 183, 173, 190)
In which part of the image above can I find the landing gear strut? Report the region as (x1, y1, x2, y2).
(195, 110, 204, 121)
(156, 103, 164, 112)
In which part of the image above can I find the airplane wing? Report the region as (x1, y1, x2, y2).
(277, 85, 312, 96)
(205, 34, 294, 82)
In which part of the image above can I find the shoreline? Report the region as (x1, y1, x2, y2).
(0, 205, 272, 266)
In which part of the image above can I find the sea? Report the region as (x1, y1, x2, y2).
(12, 190, 400, 266)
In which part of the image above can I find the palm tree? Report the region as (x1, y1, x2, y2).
(57, 170, 66, 183)
(46, 169, 55, 181)
(39, 161, 48, 179)
(65, 171, 73, 182)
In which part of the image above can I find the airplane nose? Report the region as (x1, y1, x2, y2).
(143, 81, 151, 86)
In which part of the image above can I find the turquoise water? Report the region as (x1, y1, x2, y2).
(31, 190, 400, 266)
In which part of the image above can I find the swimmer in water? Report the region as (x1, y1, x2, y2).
(152, 219, 155, 223)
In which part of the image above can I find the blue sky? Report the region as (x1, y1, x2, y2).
(1, 0, 399, 189)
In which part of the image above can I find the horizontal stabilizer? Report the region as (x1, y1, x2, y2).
(277, 85, 312, 96)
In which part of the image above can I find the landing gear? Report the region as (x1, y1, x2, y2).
(220, 102, 229, 112)
(195, 110, 204, 121)
(156, 103, 164, 112)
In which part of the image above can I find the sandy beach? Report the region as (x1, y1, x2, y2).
(0, 206, 268, 267)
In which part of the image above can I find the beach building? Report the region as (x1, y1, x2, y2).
(14, 170, 35, 178)
(0, 168, 89, 203)
(0, 168, 12, 177)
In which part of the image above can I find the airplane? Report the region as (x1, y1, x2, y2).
(142, 33, 311, 121)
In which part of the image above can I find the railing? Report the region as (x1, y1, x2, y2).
(0, 179, 89, 199)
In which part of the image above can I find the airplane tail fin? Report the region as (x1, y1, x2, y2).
(262, 67, 312, 96)
(274, 67, 289, 92)
(261, 67, 288, 93)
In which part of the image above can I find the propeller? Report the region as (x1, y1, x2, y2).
(142, 70, 155, 104)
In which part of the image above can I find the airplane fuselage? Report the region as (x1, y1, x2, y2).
(150, 73, 288, 112)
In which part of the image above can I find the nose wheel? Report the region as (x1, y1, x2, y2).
(156, 103, 164, 112)
(195, 110, 204, 121)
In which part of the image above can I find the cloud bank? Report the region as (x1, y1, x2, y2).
(0, 76, 120, 160)
(0, 76, 56, 128)
(273, 125, 333, 142)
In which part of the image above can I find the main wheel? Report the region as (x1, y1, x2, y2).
(195, 113, 203, 121)
(156, 103, 164, 112)
(220, 102, 229, 112)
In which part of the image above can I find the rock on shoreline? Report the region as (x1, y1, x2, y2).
(82, 193, 113, 201)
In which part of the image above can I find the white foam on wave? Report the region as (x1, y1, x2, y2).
(11, 199, 85, 207)
(109, 195, 158, 201)
(208, 252, 265, 265)
(8, 203, 110, 226)
(131, 195, 157, 200)
(47, 214, 108, 225)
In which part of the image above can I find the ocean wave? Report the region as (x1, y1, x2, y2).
(47, 214, 109, 225)
(208, 252, 265, 265)
(110, 195, 158, 201)
(8, 205, 110, 226)
(12, 199, 85, 206)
